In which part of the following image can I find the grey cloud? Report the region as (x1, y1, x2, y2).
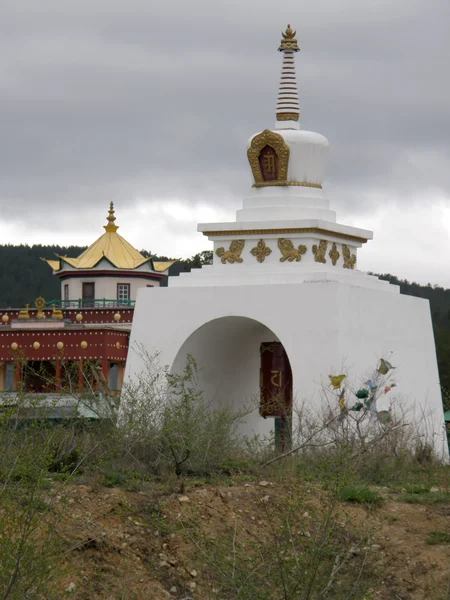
(1, 0, 449, 223)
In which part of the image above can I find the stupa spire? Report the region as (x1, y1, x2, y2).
(275, 24, 300, 130)
(104, 201, 119, 233)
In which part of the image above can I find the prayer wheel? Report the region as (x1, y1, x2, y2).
(259, 341, 292, 418)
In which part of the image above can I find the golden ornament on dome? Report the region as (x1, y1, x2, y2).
(278, 24, 299, 52)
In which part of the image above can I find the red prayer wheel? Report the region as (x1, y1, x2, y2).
(259, 341, 292, 418)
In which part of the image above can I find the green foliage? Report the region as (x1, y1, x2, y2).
(0, 244, 211, 304)
(426, 531, 450, 545)
(119, 352, 253, 477)
(339, 486, 383, 506)
(0, 244, 87, 307)
(398, 491, 450, 505)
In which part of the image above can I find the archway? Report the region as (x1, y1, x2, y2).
(170, 316, 293, 445)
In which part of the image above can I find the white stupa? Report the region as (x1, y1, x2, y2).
(126, 26, 448, 458)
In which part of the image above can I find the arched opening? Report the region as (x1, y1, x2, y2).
(171, 316, 293, 448)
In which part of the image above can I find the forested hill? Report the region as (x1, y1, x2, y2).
(0, 245, 449, 394)
(0, 244, 201, 308)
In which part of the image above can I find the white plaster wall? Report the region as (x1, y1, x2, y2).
(61, 276, 158, 302)
(247, 129, 329, 186)
(124, 282, 449, 459)
(171, 317, 281, 438)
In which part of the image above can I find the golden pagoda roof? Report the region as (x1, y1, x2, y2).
(41, 203, 176, 272)
(153, 260, 178, 273)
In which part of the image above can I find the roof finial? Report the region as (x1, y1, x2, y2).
(275, 24, 300, 128)
(104, 201, 119, 233)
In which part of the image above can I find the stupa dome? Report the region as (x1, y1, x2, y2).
(247, 129, 329, 190)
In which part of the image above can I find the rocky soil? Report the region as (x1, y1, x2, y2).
(44, 477, 450, 600)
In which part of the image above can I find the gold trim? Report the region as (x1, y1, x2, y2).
(104, 201, 119, 233)
(312, 240, 328, 264)
(278, 239, 307, 262)
(51, 304, 64, 320)
(250, 239, 272, 263)
(279, 24, 300, 52)
(276, 113, 299, 122)
(247, 129, 290, 186)
(202, 228, 368, 244)
(35, 296, 46, 319)
(18, 305, 30, 320)
(329, 243, 340, 266)
(216, 240, 245, 264)
(343, 245, 357, 270)
(252, 180, 321, 189)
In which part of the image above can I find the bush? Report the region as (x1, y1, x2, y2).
(118, 352, 254, 477)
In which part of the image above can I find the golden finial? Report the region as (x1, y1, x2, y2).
(104, 201, 119, 232)
(279, 23, 300, 52)
(282, 24, 296, 39)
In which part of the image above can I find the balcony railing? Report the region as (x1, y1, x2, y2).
(45, 299, 136, 309)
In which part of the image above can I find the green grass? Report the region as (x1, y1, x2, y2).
(426, 531, 450, 545)
(403, 484, 432, 495)
(384, 514, 400, 523)
(339, 486, 383, 506)
(398, 491, 450, 505)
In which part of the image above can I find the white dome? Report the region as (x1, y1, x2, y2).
(247, 129, 329, 188)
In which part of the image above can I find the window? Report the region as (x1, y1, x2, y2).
(64, 284, 69, 301)
(117, 284, 130, 301)
(82, 282, 95, 307)
(5, 364, 15, 391)
(109, 363, 119, 391)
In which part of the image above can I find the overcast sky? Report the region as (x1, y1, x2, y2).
(1, 0, 449, 286)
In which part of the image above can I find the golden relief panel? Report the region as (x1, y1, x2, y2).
(343, 245, 357, 269)
(247, 129, 290, 187)
(276, 113, 299, 122)
(329, 243, 340, 266)
(312, 240, 328, 263)
(278, 239, 307, 262)
(216, 240, 245, 264)
(252, 180, 322, 189)
(250, 239, 272, 263)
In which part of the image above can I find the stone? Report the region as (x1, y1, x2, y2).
(258, 481, 270, 487)
(66, 582, 76, 593)
(190, 569, 198, 577)
(178, 496, 190, 503)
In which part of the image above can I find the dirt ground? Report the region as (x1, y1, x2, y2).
(50, 479, 450, 600)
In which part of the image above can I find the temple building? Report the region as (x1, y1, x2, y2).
(0, 204, 174, 418)
(125, 25, 449, 458)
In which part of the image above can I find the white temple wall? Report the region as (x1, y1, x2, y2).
(170, 316, 281, 439)
(125, 282, 448, 459)
(60, 276, 159, 303)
